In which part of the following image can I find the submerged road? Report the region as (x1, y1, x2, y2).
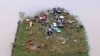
(0, 0, 100, 56)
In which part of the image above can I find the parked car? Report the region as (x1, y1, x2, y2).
(53, 7, 62, 14)
(56, 7, 62, 13)
(50, 24, 61, 33)
(42, 15, 47, 21)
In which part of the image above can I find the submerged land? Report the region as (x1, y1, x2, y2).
(12, 7, 88, 56)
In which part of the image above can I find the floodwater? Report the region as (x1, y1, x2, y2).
(0, 0, 100, 56)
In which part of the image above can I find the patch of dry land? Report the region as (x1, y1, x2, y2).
(13, 7, 88, 56)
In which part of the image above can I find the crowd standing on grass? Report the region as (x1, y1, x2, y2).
(24, 7, 84, 37)
(18, 7, 85, 53)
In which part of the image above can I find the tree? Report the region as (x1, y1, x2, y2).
(19, 12, 25, 23)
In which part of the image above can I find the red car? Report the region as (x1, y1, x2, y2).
(42, 15, 47, 21)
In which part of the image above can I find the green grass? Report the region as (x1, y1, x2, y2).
(13, 10, 89, 56)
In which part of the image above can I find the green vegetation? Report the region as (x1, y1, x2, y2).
(13, 9, 88, 56)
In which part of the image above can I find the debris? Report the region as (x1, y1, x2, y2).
(26, 39, 32, 43)
(50, 49, 55, 53)
(37, 48, 40, 52)
(29, 41, 33, 45)
(79, 25, 83, 28)
(25, 27, 29, 30)
(46, 36, 50, 40)
(41, 43, 47, 48)
(28, 31, 33, 35)
(59, 37, 66, 45)
(49, 10, 54, 13)
(25, 19, 30, 22)
(29, 21, 34, 27)
(33, 16, 39, 22)
(67, 39, 69, 41)
(62, 41, 66, 45)
(74, 39, 77, 42)
(21, 43, 24, 47)
(67, 20, 75, 24)
(30, 45, 37, 52)
(39, 17, 43, 20)
(60, 15, 64, 19)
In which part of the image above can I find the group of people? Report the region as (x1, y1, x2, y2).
(46, 7, 65, 36)
(25, 7, 80, 37)
(32, 7, 79, 36)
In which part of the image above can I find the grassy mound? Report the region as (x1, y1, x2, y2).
(12, 8, 88, 56)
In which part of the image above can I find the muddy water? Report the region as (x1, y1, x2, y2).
(0, 0, 100, 56)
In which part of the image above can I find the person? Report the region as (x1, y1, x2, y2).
(53, 8, 57, 15)
(54, 15, 59, 21)
(56, 19, 62, 24)
(58, 22, 64, 28)
(46, 28, 53, 36)
(60, 15, 64, 23)
(34, 16, 39, 22)
(41, 15, 47, 25)
(44, 19, 49, 26)
(39, 16, 43, 23)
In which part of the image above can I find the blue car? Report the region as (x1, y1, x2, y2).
(50, 24, 61, 33)
(53, 7, 62, 14)
(56, 7, 62, 13)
